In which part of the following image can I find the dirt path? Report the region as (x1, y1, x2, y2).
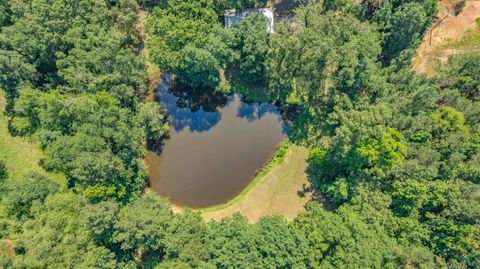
(136, 10, 161, 102)
(413, 0, 480, 74)
(201, 145, 311, 223)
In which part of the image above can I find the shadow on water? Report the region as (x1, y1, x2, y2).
(237, 101, 290, 134)
(155, 74, 228, 133)
(237, 101, 279, 121)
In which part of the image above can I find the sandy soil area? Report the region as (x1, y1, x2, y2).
(413, 0, 480, 74)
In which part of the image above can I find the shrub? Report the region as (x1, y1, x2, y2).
(9, 116, 34, 136)
(454, 0, 466, 15)
(0, 159, 7, 181)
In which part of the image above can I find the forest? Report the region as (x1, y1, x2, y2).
(0, 0, 479, 268)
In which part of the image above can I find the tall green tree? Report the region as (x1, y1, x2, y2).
(0, 173, 59, 220)
(267, 3, 387, 109)
(436, 54, 480, 102)
(234, 13, 268, 83)
(147, 0, 234, 88)
(113, 192, 173, 260)
(293, 203, 402, 268)
(162, 210, 210, 266)
(209, 213, 308, 268)
(137, 102, 169, 146)
(383, 2, 429, 60)
(12, 193, 117, 268)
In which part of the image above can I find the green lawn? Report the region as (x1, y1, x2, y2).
(0, 92, 66, 187)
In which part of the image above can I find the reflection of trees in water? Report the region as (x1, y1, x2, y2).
(237, 99, 290, 134)
(169, 83, 228, 112)
(154, 73, 289, 134)
(236, 100, 279, 121)
(156, 80, 227, 133)
(170, 108, 221, 133)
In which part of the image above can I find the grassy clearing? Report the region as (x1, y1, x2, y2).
(0, 93, 66, 186)
(201, 144, 311, 223)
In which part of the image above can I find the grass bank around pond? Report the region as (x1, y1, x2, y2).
(200, 143, 311, 223)
(137, 10, 162, 101)
(0, 93, 66, 186)
(201, 140, 291, 212)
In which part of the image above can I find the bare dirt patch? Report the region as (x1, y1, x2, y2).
(413, 0, 480, 75)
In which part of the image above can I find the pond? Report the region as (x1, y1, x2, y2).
(146, 74, 287, 208)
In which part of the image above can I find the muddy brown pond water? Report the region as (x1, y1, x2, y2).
(146, 74, 287, 208)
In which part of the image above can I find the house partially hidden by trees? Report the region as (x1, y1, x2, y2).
(224, 8, 274, 33)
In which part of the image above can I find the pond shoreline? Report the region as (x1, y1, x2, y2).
(147, 82, 287, 207)
(199, 139, 290, 212)
(201, 144, 311, 223)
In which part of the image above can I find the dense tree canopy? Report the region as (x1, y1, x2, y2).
(1, 0, 479, 268)
(267, 6, 387, 110)
(11, 193, 117, 268)
(146, 0, 234, 88)
(0, 0, 168, 203)
(264, 1, 479, 267)
(0, 173, 58, 220)
(233, 13, 268, 83)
